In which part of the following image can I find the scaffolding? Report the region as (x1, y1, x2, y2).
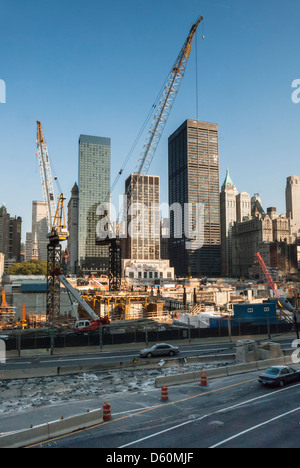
(0, 287, 16, 327)
(81, 292, 166, 321)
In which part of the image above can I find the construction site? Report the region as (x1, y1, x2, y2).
(0, 16, 299, 341)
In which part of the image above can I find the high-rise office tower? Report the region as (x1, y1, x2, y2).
(286, 175, 300, 240)
(236, 192, 251, 223)
(122, 174, 175, 280)
(78, 135, 111, 275)
(25, 201, 48, 261)
(0, 204, 22, 270)
(124, 174, 160, 261)
(220, 169, 238, 276)
(168, 119, 221, 277)
(32, 201, 48, 261)
(25, 233, 33, 261)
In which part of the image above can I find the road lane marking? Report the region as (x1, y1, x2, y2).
(216, 382, 300, 413)
(119, 415, 210, 448)
(210, 406, 300, 448)
(43, 349, 227, 363)
(26, 378, 257, 447)
(118, 382, 300, 448)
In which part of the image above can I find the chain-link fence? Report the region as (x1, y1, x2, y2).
(3, 319, 293, 353)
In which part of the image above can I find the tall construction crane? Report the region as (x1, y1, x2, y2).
(36, 121, 69, 324)
(97, 16, 204, 290)
(135, 16, 203, 176)
(36, 121, 56, 231)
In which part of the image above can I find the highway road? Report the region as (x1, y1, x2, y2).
(0, 337, 295, 371)
(1, 342, 234, 370)
(24, 364, 300, 449)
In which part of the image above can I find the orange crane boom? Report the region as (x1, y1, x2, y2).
(255, 252, 280, 299)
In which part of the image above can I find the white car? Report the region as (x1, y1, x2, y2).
(140, 343, 180, 358)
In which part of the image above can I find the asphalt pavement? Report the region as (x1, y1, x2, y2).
(1, 333, 299, 449)
(21, 366, 300, 449)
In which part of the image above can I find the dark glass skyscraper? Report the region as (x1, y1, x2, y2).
(168, 119, 221, 277)
(78, 135, 111, 275)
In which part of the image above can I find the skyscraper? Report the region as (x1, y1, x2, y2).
(236, 192, 251, 223)
(220, 169, 238, 276)
(124, 174, 160, 261)
(32, 201, 48, 261)
(122, 174, 174, 281)
(25, 201, 48, 262)
(286, 175, 300, 240)
(78, 135, 111, 275)
(168, 119, 221, 277)
(0, 204, 22, 270)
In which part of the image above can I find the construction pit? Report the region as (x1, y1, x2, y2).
(81, 292, 166, 322)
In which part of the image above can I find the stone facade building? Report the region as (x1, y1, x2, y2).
(232, 205, 293, 278)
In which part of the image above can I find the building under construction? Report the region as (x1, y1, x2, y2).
(0, 287, 16, 328)
(81, 291, 165, 321)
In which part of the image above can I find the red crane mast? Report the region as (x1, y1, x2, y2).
(255, 252, 280, 299)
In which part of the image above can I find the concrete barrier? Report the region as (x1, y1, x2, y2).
(0, 409, 103, 448)
(0, 424, 50, 449)
(155, 372, 195, 387)
(256, 357, 286, 371)
(204, 367, 229, 379)
(155, 366, 230, 387)
(227, 362, 259, 376)
(154, 356, 294, 388)
(48, 409, 103, 439)
(0, 367, 59, 381)
(20, 349, 51, 357)
(284, 355, 294, 366)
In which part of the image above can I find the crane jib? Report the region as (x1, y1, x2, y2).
(135, 15, 204, 177)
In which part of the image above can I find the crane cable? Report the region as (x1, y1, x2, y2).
(100, 67, 176, 234)
(107, 64, 179, 202)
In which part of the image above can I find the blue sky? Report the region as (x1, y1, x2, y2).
(0, 0, 300, 241)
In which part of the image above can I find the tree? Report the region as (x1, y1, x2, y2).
(7, 260, 47, 276)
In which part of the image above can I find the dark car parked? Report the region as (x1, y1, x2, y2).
(258, 366, 300, 387)
(140, 343, 180, 358)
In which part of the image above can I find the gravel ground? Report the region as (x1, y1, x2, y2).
(0, 361, 234, 416)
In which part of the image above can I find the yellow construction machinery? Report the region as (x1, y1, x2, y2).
(36, 121, 69, 324)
